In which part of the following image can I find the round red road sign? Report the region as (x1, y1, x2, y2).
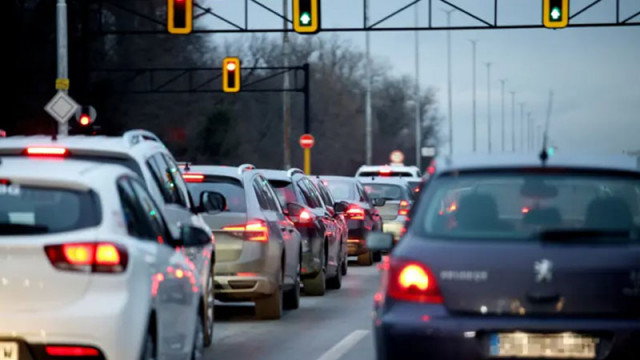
(299, 134, 315, 149)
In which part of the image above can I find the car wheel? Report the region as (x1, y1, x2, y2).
(357, 250, 373, 266)
(202, 268, 215, 347)
(190, 313, 205, 360)
(140, 327, 156, 360)
(303, 245, 326, 296)
(326, 261, 342, 290)
(341, 256, 348, 276)
(255, 267, 283, 320)
(283, 260, 301, 310)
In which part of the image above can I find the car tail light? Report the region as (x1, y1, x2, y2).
(45, 346, 100, 357)
(183, 173, 205, 183)
(398, 200, 410, 216)
(223, 220, 269, 242)
(379, 167, 392, 176)
(521, 207, 530, 214)
(388, 259, 443, 303)
(427, 159, 436, 175)
(25, 146, 69, 156)
(289, 209, 315, 226)
(45, 243, 128, 273)
(345, 204, 365, 220)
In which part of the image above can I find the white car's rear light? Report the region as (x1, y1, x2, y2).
(45, 243, 128, 273)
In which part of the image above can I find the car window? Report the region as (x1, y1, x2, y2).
(162, 154, 192, 208)
(253, 177, 271, 211)
(417, 171, 640, 242)
(270, 180, 300, 208)
(362, 184, 405, 201)
(298, 179, 323, 208)
(356, 183, 369, 202)
(262, 180, 284, 213)
(0, 184, 101, 235)
(187, 176, 247, 212)
(324, 179, 356, 201)
(304, 179, 326, 208)
(128, 178, 171, 243)
(117, 177, 156, 240)
(316, 182, 335, 207)
(146, 154, 187, 207)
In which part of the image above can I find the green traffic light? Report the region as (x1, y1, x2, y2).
(548, 147, 555, 156)
(300, 12, 311, 26)
(550, 6, 561, 21)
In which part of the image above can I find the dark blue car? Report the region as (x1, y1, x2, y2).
(369, 154, 640, 360)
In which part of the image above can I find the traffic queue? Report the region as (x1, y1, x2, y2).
(0, 131, 415, 360)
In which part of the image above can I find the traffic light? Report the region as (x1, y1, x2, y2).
(293, 0, 321, 34)
(222, 57, 241, 93)
(543, 0, 569, 29)
(75, 106, 97, 128)
(78, 113, 93, 127)
(168, 0, 193, 34)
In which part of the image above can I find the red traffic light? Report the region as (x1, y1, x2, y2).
(79, 114, 92, 126)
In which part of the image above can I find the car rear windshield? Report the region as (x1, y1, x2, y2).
(362, 183, 405, 201)
(417, 171, 640, 242)
(269, 180, 298, 208)
(187, 177, 246, 212)
(0, 184, 101, 235)
(324, 180, 355, 201)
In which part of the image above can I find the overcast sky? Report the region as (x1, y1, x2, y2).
(202, 0, 640, 155)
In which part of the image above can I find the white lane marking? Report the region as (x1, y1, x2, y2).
(315, 330, 370, 360)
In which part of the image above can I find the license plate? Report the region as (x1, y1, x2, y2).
(0, 342, 18, 360)
(490, 332, 598, 359)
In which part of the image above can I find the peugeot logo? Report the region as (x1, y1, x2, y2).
(534, 259, 553, 283)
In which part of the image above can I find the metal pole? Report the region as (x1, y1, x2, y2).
(414, 3, 421, 168)
(445, 9, 454, 155)
(500, 79, 505, 152)
(282, 0, 292, 169)
(303, 64, 310, 134)
(510, 91, 515, 152)
(470, 40, 477, 152)
(486, 62, 492, 153)
(520, 103, 524, 152)
(57, 0, 69, 136)
(527, 112, 533, 151)
(365, 0, 373, 165)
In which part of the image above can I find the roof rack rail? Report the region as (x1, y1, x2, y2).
(238, 163, 256, 174)
(287, 168, 304, 177)
(123, 130, 164, 147)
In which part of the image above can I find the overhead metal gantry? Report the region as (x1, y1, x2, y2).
(90, 0, 639, 35)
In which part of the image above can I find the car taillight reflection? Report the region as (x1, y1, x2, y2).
(388, 259, 443, 304)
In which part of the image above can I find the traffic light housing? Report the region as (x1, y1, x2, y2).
(293, 0, 321, 34)
(543, 0, 569, 29)
(223, 57, 241, 93)
(168, 0, 193, 34)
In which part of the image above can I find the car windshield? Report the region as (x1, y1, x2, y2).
(362, 184, 405, 201)
(324, 179, 355, 201)
(187, 177, 247, 212)
(0, 184, 101, 235)
(418, 171, 640, 242)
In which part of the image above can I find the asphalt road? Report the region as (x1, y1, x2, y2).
(205, 260, 380, 360)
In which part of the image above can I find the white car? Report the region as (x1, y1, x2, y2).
(0, 157, 208, 360)
(355, 164, 422, 178)
(0, 131, 216, 346)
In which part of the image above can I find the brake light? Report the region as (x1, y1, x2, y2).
(26, 146, 68, 156)
(427, 159, 436, 175)
(183, 173, 205, 183)
(299, 210, 313, 223)
(379, 167, 392, 176)
(45, 346, 100, 357)
(223, 220, 269, 242)
(345, 204, 365, 220)
(388, 259, 443, 303)
(398, 200, 410, 216)
(522, 207, 530, 214)
(45, 243, 128, 273)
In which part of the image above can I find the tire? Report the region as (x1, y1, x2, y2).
(140, 327, 156, 360)
(202, 268, 215, 347)
(303, 244, 326, 296)
(283, 260, 301, 310)
(326, 262, 342, 290)
(341, 256, 348, 276)
(357, 250, 373, 266)
(255, 268, 283, 320)
(190, 313, 205, 360)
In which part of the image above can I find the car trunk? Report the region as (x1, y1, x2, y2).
(378, 200, 401, 220)
(405, 239, 640, 318)
(199, 212, 248, 263)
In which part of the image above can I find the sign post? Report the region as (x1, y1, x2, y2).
(299, 134, 315, 175)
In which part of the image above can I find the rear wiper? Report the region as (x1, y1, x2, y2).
(535, 229, 634, 244)
(0, 223, 49, 235)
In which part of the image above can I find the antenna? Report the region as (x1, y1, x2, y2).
(539, 90, 554, 164)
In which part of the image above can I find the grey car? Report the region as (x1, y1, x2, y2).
(359, 177, 414, 244)
(369, 153, 640, 360)
(183, 165, 302, 320)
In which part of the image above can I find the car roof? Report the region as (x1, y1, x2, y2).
(0, 157, 134, 190)
(358, 176, 411, 186)
(259, 169, 293, 182)
(432, 153, 640, 174)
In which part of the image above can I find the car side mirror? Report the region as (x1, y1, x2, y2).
(198, 191, 226, 213)
(180, 225, 212, 247)
(366, 232, 394, 252)
(334, 201, 349, 214)
(372, 197, 386, 207)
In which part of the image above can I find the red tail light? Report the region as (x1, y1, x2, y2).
(45, 243, 128, 273)
(298, 210, 314, 224)
(45, 346, 100, 357)
(345, 204, 365, 220)
(25, 146, 68, 156)
(379, 167, 392, 176)
(223, 220, 269, 242)
(183, 173, 205, 183)
(427, 159, 436, 175)
(398, 200, 410, 216)
(388, 259, 443, 303)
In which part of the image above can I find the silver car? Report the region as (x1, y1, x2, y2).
(359, 177, 414, 243)
(183, 165, 302, 320)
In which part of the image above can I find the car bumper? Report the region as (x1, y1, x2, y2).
(347, 239, 369, 256)
(214, 246, 280, 301)
(374, 302, 640, 360)
(0, 286, 145, 360)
